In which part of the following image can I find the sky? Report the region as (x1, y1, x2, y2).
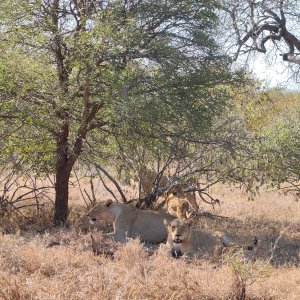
(248, 54, 300, 91)
(223, 2, 300, 92)
(233, 50, 300, 91)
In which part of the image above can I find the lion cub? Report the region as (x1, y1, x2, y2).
(163, 218, 232, 259)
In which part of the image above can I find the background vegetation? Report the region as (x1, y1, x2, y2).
(1, 1, 300, 299)
(1, 1, 299, 221)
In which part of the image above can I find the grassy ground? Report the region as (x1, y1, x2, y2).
(0, 184, 300, 299)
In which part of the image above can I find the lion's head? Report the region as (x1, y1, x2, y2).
(163, 218, 193, 244)
(166, 194, 190, 219)
(87, 199, 114, 224)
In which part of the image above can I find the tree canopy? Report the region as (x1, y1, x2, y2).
(0, 0, 244, 223)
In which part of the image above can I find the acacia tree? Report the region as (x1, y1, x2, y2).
(0, 0, 241, 224)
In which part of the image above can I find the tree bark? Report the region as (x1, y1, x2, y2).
(54, 161, 71, 224)
(54, 123, 73, 224)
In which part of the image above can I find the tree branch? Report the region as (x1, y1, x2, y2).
(94, 163, 127, 203)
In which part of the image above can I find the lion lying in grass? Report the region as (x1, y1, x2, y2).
(163, 218, 233, 259)
(87, 199, 175, 244)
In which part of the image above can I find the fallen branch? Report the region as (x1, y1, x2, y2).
(192, 210, 234, 220)
(269, 228, 288, 263)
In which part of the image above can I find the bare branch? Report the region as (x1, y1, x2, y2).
(282, 53, 300, 65)
(94, 163, 127, 203)
(225, 1, 300, 69)
(73, 169, 89, 206)
(97, 170, 119, 202)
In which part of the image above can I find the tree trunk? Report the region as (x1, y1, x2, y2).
(54, 124, 73, 225)
(54, 162, 72, 224)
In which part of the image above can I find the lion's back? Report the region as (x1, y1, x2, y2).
(131, 210, 174, 243)
(191, 230, 223, 255)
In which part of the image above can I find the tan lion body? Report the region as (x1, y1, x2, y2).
(87, 199, 175, 244)
(164, 219, 232, 258)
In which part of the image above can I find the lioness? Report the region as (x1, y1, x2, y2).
(140, 169, 169, 198)
(87, 199, 175, 243)
(140, 168, 199, 211)
(169, 183, 199, 211)
(163, 218, 232, 259)
(166, 194, 190, 219)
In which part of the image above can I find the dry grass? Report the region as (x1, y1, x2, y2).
(0, 183, 300, 299)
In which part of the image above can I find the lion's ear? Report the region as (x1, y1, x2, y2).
(163, 191, 168, 198)
(185, 219, 193, 227)
(104, 199, 113, 207)
(164, 219, 170, 227)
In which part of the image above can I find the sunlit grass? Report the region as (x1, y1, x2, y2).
(0, 183, 300, 299)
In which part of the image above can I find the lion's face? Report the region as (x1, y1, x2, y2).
(87, 199, 114, 224)
(166, 195, 189, 219)
(168, 183, 186, 195)
(164, 218, 193, 244)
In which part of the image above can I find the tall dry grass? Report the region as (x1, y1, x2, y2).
(0, 183, 300, 299)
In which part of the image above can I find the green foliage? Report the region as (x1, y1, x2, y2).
(0, 0, 246, 213)
(1, 4, 234, 143)
(231, 86, 300, 190)
(5, 1, 300, 218)
(258, 108, 300, 184)
(228, 252, 271, 299)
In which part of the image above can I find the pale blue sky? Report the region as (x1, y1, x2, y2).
(249, 55, 299, 90)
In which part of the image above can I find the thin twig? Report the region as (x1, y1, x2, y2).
(97, 170, 119, 202)
(73, 169, 89, 206)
